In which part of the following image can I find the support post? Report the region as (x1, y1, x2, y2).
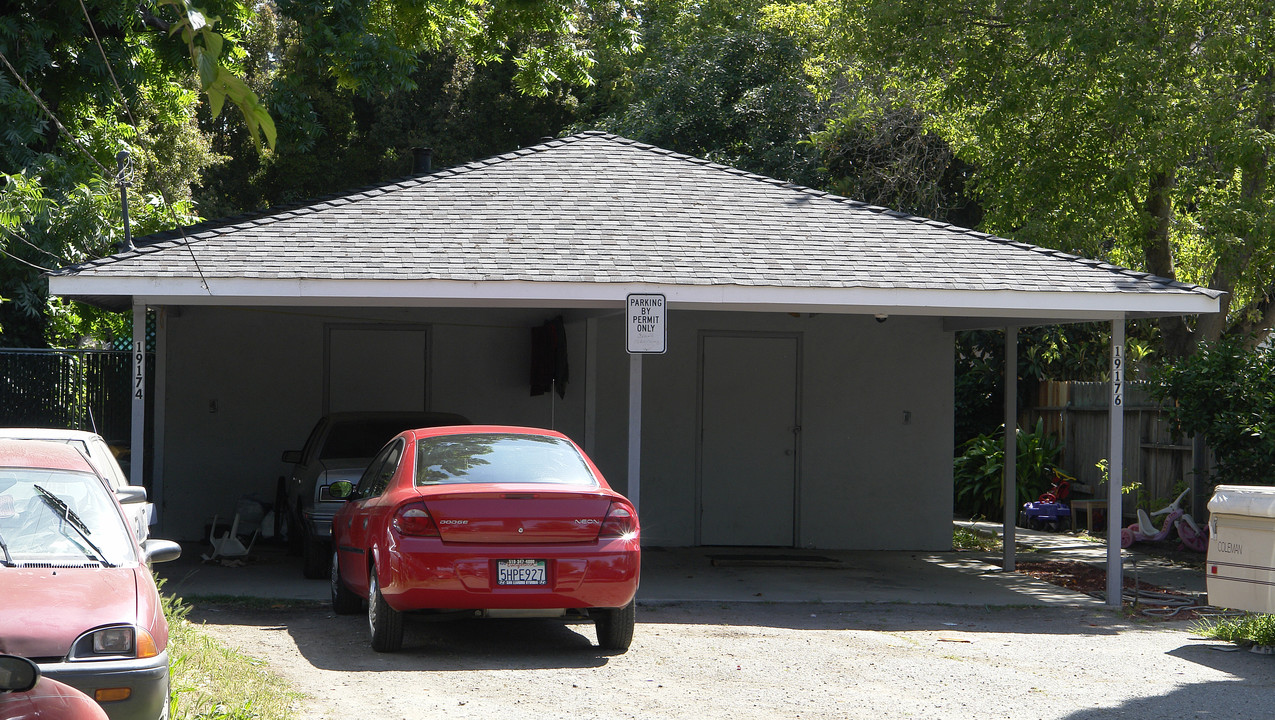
(627, 353, 642, 514)
(1003, 326, 1017, 572)
(130, 304, 146, 486)
(1107, 318, 1126, 607)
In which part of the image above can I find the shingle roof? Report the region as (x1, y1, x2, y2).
(52, 132, 1219, 308)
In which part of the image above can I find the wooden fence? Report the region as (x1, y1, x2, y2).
(1022, 380, 1212, 521)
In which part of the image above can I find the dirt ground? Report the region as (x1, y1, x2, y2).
(189, 596, 1275, 720)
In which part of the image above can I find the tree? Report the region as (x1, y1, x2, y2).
(0, 0, 639, 347)
(794, 0, 1274, 358)
(0, 0, 212, 347)
(588, 0, 826, 187)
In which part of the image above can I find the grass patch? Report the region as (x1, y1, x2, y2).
(1192, 613, 1275, 647)
(164, 589, 303, 720)
(953, 525, 1001, 552)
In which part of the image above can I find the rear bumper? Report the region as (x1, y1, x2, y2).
(380, 538, 640, 611)
(302, 509, 336, 539)
(40, 650, 169, 720)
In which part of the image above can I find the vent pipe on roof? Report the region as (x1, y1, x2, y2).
(116, 150, 134, 252)
(412, 147, 433, 175)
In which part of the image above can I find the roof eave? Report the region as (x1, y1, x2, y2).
(48, 276, 1222, 322)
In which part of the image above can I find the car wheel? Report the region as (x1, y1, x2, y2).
(331, 550, 361, 615)
(368, 567, 403, 652)
(593, 600, 635, 652)
(302, 534, 329, 579)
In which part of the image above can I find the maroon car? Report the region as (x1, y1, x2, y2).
(0, 440, 181, 720)
(0, 654, 108, 719)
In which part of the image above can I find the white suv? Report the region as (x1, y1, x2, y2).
(0, 427, 153, 542)
(282, 411, 469, 578)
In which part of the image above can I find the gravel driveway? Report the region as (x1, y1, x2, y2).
(189, 600, 1274, 720)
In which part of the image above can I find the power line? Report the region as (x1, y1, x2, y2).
(0, 50, 111, 176)
(27, 5, 214, 294)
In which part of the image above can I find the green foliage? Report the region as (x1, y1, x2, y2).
(159, 0, 277, 150)
(952, 525, 1000, 552)
(792, 0, 1275, 355)
(1152, 337, 1275, 486)
(588, 0, 825, 186)
(164, 584, 301, 720)
(0, 0, 212, 347)
(1194, 614, 1275, 647)
(953, 419, 1063, 519)
(275, 0, 639, 100)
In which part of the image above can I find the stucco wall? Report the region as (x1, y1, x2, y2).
(157, 306, 586, 539)
(157, 306, 953, 550)
(587, 311, 954, 550)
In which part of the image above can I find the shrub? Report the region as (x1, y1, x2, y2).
(1193, 614, 1275, 647)
(1152, 338, 1275, 487)
(954, 419, 1062, 519)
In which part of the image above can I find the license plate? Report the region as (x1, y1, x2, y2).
(497, 559, 546, 586)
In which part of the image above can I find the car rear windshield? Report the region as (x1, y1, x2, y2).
(415, 434, 597, 486)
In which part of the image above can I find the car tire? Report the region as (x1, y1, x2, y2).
(368, 567, 403, 652)
(593, 599, 635, 652)
(331, 550, 361, 615)
(302, 535, 329, 579)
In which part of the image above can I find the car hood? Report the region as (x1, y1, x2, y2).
(0, 567, 141, 658)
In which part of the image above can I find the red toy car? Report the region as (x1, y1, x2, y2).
(329, 426, 640, 652)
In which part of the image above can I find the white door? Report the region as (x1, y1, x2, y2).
(699, 334, 800, 546)
(325, 325, 428, 413)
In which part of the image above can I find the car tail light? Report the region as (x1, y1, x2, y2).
(599, 502, 637, 539)
(393, 502, 440, 537)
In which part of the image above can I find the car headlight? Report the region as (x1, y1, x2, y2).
(70, 625, 159, 660)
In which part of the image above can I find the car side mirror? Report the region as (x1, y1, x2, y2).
(328, 481, 355, 500)
(115, 486, 148, 504)
(0, 654, 39, 693)
(143, 539, 183, 564)
(281, 450, 302, 464)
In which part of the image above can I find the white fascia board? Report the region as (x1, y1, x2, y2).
(49, 275, 1220, 319)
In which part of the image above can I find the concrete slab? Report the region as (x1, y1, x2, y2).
(956, 519, 1207, 597)
(155, 542, 1106, 608)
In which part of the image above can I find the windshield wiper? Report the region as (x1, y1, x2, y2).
(32, 485, 115, 567)
(0, 529, 12, 567)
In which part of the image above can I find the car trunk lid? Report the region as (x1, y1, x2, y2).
(420, 486, 613, 543)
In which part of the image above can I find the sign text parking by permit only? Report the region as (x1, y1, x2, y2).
(626, 294, 667, 354)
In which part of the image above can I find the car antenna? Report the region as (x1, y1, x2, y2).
(87, 405, 98, 435)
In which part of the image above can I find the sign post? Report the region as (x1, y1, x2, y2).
(625, 294, 667, 518)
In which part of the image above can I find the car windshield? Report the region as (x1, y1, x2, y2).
(415, 434, 598, 486)
(320, 420, 419, 460)
(0, 468, 136, 567)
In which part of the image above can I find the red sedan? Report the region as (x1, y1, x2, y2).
(329, 426, 640, 653)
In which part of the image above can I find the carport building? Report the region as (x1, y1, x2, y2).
(49, 133, 1221, 572)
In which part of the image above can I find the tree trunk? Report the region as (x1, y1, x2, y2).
(1145, 169, 1196, 360)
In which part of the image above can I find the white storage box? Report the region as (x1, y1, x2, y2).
(1207, 484, 1275, 612)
